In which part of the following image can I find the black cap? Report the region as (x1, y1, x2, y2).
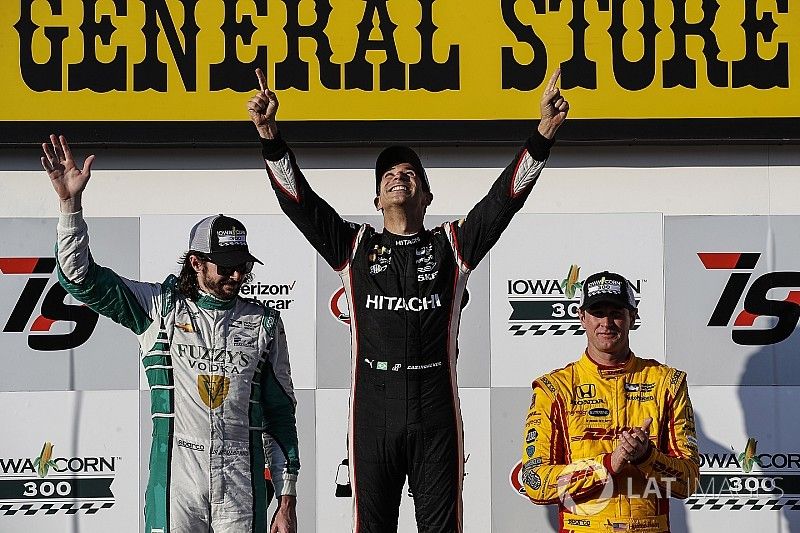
(375, 145, 430, 195)
(579, 271, 637, 311)
(188, 214, 263, 267)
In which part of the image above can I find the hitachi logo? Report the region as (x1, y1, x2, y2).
(365, 294, 442, 311)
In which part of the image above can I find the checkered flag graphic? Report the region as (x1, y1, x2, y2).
(509, 324, 585, 336)
(509, 323, 641, 336)
(0, 502, 114, 516)
(684, 497, 800, 511)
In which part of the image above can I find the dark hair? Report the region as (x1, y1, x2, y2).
(177, 252, 202, 300)
(177, 251, 254, 301)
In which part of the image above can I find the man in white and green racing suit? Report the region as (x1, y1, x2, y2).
(42, 134, 300, 533)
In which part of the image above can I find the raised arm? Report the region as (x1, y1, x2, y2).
(248, 69, 279, 141)
(42, 134, 94, 214)
(44, 134, 94, 284)
(449, 70, 569, 270)
(44, 135, 161, 335)
(537, 68, 569, 141)
(247, 69, 359, 271)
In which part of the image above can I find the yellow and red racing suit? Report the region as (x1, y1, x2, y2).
(521, 352, 699, 532)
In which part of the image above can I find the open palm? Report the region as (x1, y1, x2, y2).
(41, 134, 94, 202)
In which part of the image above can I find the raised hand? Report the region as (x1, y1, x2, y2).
(538, 69, 569, 140)
(41, 134, 94, 212)
(247, 68, 280, 140)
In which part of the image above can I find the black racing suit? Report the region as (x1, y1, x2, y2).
(261, 133, 553, 532)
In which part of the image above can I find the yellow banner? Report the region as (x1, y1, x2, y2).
(0, 0, 794, 121)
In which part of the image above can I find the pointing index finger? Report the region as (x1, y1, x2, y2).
(255, 68, 267, 92)
(546, 68, 561, 93)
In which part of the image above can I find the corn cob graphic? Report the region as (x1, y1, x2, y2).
(34, 441, 57, 478)
(737, 437, 762, 473)
(561, 265, 583, 299)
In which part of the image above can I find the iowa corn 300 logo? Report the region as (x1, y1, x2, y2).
(506, 264, 643, 336)
(0, 441, 117, 516)
(688, 436, 800, 511)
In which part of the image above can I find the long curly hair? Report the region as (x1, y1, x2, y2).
(177, 252, 203, 300)
(177, 252, 254, 300)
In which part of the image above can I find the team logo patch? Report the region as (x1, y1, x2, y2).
(368, 245, 392, 275)
(217, 228, 247, 246)
(198, 375, 230, 409)
(522, 469, 541, 490)
(624, 382, 655, 393)
(525, 457, 543, 469)
(575, 383, 597, 399)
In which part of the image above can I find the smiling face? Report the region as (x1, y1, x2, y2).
(579, 303, 636, 363)
(375, 163, 432, 214)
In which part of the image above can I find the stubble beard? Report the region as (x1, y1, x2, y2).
(199, 266, 241, 300)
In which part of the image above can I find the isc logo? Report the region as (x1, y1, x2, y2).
(1, 257, 98, 351)
(699, 252, 800, 346)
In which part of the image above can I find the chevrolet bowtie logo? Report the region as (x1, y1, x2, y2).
(575, 384, 596, 399)
(175, 322, 194, 333)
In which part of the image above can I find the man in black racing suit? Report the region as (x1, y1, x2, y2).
(247, 68, 569, 533)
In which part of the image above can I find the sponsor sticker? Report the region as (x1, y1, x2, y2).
(506, 264, 644, 336)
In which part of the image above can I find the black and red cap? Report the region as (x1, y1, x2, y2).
(375, 145, 431, 195)
(188, 214, 263, 267)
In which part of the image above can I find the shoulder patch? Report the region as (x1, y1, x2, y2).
(668, 368, 686, 392)
(535, 374, 558, 398)
(263, 307, 280, 337)
(160, 275, 178, 316)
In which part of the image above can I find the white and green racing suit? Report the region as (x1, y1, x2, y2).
(56, 211, 300, 533)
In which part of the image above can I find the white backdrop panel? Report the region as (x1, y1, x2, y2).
(139, 214, 317, 389)
(490, 213, 665, 386)
(665, 216, 800, 386)
(0, 217, 140, 391)
(680, 385, 800, 532)
(0, 390, 140, 532)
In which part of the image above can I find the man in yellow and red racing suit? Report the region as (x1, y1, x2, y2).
(521, 271, 699, 533)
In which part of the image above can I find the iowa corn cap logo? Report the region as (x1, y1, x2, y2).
(737, 437, 763, 473)
(198, 375, 230, 409)
(34, 441, 57, 478)
(561, 264, 583, 299)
